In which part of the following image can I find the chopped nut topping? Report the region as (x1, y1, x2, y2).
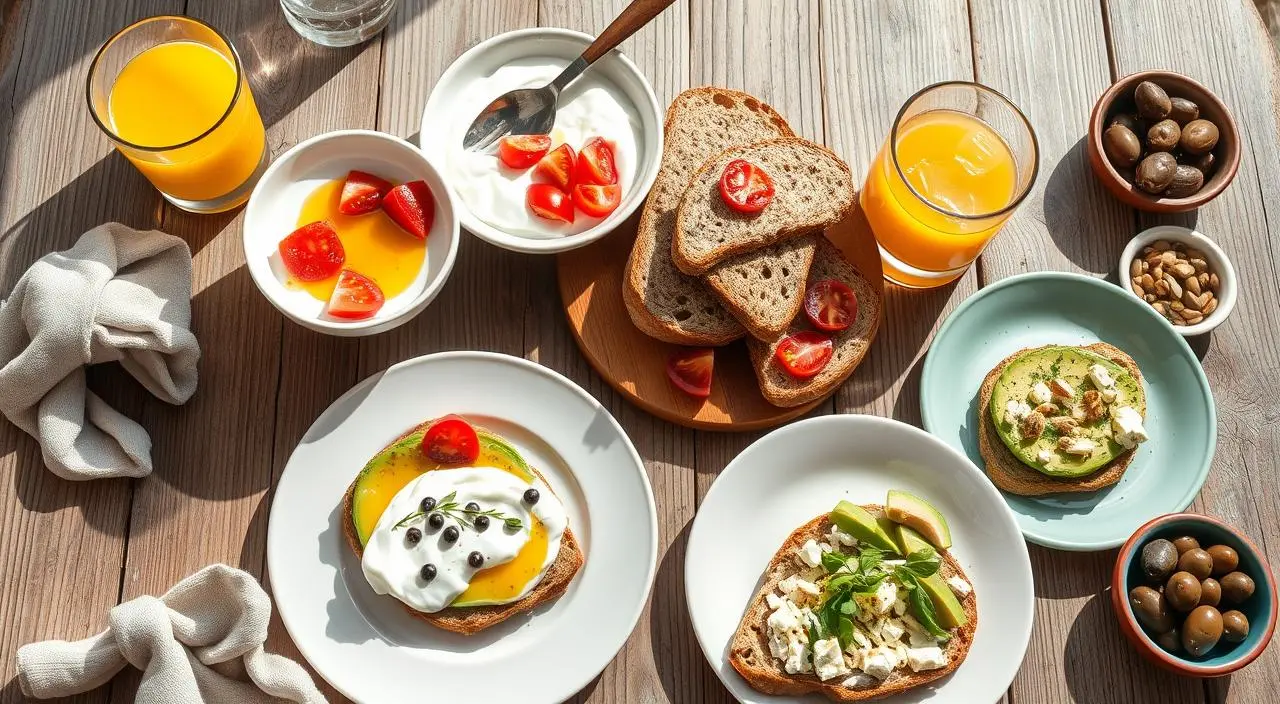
(1049, 416, 1078, 434)
(1058, 436, 1097, 457)
(1081, 389, 1107, 423)
(1048, 379, 1075, 400)
(1019, 411, 1046, 440)
(1033, 403, 1058, 417)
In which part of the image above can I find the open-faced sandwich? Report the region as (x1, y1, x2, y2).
(978, 343, 1150, 496)
(342, 415, 583, 634)
(730, 491, 977, 701)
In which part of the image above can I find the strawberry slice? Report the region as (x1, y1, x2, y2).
(382, 180, 434, 239)
(327, 269, 384, 320)
(338, 170, 392, 215)
(534, 144, 576, 191)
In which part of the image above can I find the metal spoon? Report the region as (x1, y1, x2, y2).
(462, 0, 677, 151)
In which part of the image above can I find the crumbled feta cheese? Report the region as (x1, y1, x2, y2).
(901, 614, 938, 647)
(1049, 378, 1075, 400)
(946, 575, 972, 597)
(1088, 364, 1116, 389)
(819, 542, 834, 553)
(892, 596, 908, 616)
(766, 593, 784, 609)
(783, 636, 810, 674)
(861, 648, 896, 680)
(777, 576, 799, 595)
(792, 578, 821, 601)
(1060, 437, 1097, 457)
(1037, 449, 1055, 465)
(873, 580, 898, 614)
(906, 646, 948, 672)
(1111, 406, 1149, 449)
(849, 628, 872, 651)
(1004, 400, 1032, 425)
(813, 637, 852, 681)
(767, 601, 800, 632)
(766, 599, 813, 675)
(880, 618, 906, 643)
(827, 524, 858, 547)
(841, 672, 879, 689)
(1101, 387, 1121, 404)
(1029, 381, 1053, 405)
(797, 539, 824, 568)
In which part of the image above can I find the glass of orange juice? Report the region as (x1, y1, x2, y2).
(86, 16, 268, 214)
(861, 82, 1039, 288)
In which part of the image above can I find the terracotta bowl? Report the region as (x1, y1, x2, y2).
(1112, 513, 1277, 677)
(1087, 71, 1240, 212)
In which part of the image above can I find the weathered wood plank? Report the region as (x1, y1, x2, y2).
(1106, 2, 1280, 701)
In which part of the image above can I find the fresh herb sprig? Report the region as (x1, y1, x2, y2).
(393, 491, 524, 531)
(890, 548, 950, 640)
(813, 545, 949, 649)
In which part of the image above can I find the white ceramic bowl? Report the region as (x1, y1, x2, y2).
(244, 130, 460, 336)
(420, 28, 663, 254)
(1117, 225, 1237, 337)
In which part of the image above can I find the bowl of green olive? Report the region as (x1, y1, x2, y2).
(1088, 70, 1240, 212)
(1113, 513, 1276, 676)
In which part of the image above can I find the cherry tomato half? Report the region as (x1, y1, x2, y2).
(719, 159, 775, 213)
(666, 348, 714, 398)
(421, 415, 480, 464)
(338, 170, 393, 215)
(803, 279, 859, 332)
(278, 221, 345, 282)
(498, 134, 552, 169)
(534, 143, 576, 191)
(774, 331, 833, 379)
(575, 136, 618, 186)
(526, 183, 575, 224)
(572, 183, 622, 218)
(326, 269, 384, 320)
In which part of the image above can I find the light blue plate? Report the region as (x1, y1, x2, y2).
(920, 272, 1216, 551)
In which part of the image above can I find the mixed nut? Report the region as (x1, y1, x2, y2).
(1132, 534, 1257, 657)
(1102, 80, 1222, 198)
(1127, 239, 1220, 327)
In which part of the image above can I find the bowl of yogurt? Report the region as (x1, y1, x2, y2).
(421, 28, 663, 254)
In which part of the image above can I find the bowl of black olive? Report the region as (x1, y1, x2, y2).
(1113, 513, 1276, 676)
(1088, 70, 1240, 212)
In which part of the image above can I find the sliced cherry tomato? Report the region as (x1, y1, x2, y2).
(382, 180, 434, 239)
(534, 143, 576, 190)
(421, 415, 480, 464)
(526, 183, 574, 224)
(803, 279, 859, 332)
(666, 348, 714, 398)
(575, 136, 618, 186)
(719, 159, 775, 213)
(775, 331, 833, 379)
(278, 221, 345, 282)
(572, 183, 622, 218)
(326, 269, 384, 320)
(338, 170, 392, 215)
(498, 134, 552, 169)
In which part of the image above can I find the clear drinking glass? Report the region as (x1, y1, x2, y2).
(86, 16, 268, 214)
(860, 82, 1039, 288)
(280, 0, 398, 47)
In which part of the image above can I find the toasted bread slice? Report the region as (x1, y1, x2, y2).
(747, 238, 880, 407)
(341, 423, 584, 635)
(623, 87, 799, 346)
(730, 508, 978, 701)
(705, 233, 820, 341)
(977, 342, 1145, 496)
(673, 139, 855, 275)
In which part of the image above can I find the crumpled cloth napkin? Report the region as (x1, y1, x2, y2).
(16, 564, 326, 703)
(0, 222, 201, 480)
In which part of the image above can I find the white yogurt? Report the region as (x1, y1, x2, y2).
(447, 58, 640, 238)
(361, 467, 568, 613)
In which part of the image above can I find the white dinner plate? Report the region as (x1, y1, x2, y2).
(686, 415, 1034, 703)
(268, 352, 657, 703)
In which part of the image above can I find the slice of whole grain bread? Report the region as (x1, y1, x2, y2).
(977, 342, 1145, 496)
(747, 238, 880, 407)
(705, 233, 820, 341)
(342, 421, 584, 635)
(729, 508, 978, 701)
(623, 87, 801, 346)
(673, 139, 855, 275)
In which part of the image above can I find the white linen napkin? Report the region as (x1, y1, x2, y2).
(16, 564, 326, 703)
(0, 222, 201, 480)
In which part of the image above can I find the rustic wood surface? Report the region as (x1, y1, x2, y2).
(0, 1, 1277, 702)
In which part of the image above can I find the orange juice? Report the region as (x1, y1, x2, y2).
(861, 109, 1019, 287)
(289, 179, 426, 301)
(107, 40, 265, 202)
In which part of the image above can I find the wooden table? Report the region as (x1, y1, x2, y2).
(2, 1, 1278, 702)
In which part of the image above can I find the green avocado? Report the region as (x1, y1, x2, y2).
(989, 346, 1145, 478)
(885, 490, 952, 550)
(893, 524, 968, 629)
(831, 501, 899, 553)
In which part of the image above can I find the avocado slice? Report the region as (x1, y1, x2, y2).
(893, 524, 968, 629)
(831, 501, 899, 553)
(885, 490, 952, 550)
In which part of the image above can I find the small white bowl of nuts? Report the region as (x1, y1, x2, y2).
(1119, 225, 1237, 336)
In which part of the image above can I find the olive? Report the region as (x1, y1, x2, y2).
(1165, 165, 1205, 198)
(1179, 548, 1214, 580)
(1221, 571, 1256, 604)
(1181, 605, 1224, 656)
(1169, 97, 1200, 125)
(1172, 536, 1201, 555)
(465, 501, 481, 512)
(473, 514, 490, 532)
(523, 488, 540, 505)
(1109, 112, 1144, 134)
(1184, 150, 1215, 176)
(419, 563, 437, 582)
(1180, 119, 1219, 155)
(442, 525, 459, 543)
(1146, 119, 1182, 152)
(1207, 545, 1239, 576)
(427, 512, 445, 530)
(1141, 539, 1179, 582)
(1222, 610, 1250, 643)
(1199, 578, 1222, 607)
(420, 496, 437, 512)
(1166, 571, 1203, 612)
(1155, 627, 1181, 653)
(405, 527, 422, 545)
(468, 551, 484, 568)
(1103, 124, 1142, 168)
(1135, 152, 1177, 194)
(1135, 81, 1172, 121)
(1129, 586, 1175, 633)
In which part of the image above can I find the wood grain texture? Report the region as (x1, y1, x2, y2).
(1106, 2, 1280, 702)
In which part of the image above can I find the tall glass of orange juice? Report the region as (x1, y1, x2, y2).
(861, 82, 1038, 288)
(86, 16, 267, 214)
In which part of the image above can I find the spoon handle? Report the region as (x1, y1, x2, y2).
(581, 0, 678, 65)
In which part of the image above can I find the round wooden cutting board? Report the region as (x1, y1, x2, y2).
(556, 206, 885, 431)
